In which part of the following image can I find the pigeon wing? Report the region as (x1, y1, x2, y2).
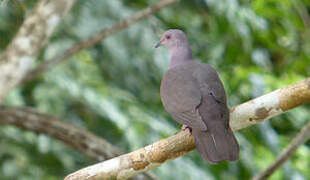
(160, 64, 207, 131)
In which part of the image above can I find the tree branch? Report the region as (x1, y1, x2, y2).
(65, 77, 310, 180)
(0, 105, 122, 160)
(20, 0, 178, 85)
(251, 120, 310, 180)
(0, 0, 76, 101)
(293, 0, 310, 28)
(0, 105, 157, 180)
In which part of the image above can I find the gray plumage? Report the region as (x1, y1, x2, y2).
(157, 29, 239, 163)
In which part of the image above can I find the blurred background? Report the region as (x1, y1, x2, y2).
(0, 0, 310, 179)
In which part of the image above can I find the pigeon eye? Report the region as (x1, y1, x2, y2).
(166, 35, 171, 39)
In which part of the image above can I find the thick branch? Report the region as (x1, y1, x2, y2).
(0, 0, 76, 101)
(65, 78, 310, 180)
(0, 105, 157, 180)
(0, 105, 121, 160)
(20, 0, 178, 85)
(252, 120, 310, 180)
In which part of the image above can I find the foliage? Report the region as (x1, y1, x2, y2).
(0, 0, 310, 179)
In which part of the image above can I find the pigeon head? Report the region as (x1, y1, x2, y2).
(155, 29, 189, 50)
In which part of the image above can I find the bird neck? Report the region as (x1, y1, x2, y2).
(169, 46, 193, 69)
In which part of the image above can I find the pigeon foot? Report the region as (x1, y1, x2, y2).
(182, 124, 192, 134)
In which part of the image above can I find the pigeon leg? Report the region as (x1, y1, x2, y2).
(182, 124, 192, 134)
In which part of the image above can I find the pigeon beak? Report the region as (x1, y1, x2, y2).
(155, 38, 164, 48)
(155, 41, 161, 48)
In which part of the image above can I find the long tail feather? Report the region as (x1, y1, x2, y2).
(193, 127, 239, 163)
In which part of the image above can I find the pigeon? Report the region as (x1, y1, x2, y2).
(156, 29, 239, 163)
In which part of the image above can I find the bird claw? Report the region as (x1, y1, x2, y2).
(182, 125, 192, 134)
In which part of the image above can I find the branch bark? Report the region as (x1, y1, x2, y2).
(0, 0, 76, 101)
(251, 120, 310, 180)
(0, 105, 157, 180)
(20, 0, 178, 85)
(0, 105, 122, 160)
(65, 77, 310, 180)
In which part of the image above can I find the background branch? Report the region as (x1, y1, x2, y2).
(0, 105, 157, 180)
(20, 0, 178, 85)
(0, 105, 121, 160)
(65, 78, 310, 180)
(0, 0, 76, 101)
(293, 0, 310, 28)
(252, 120, 310, 180)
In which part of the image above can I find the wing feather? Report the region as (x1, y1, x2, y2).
(160, 62, 207, 131)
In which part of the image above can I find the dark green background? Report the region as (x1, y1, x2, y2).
(0, 0, 310, 179)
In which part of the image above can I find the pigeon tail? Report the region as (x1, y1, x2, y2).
(193, 125, 239, 163)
